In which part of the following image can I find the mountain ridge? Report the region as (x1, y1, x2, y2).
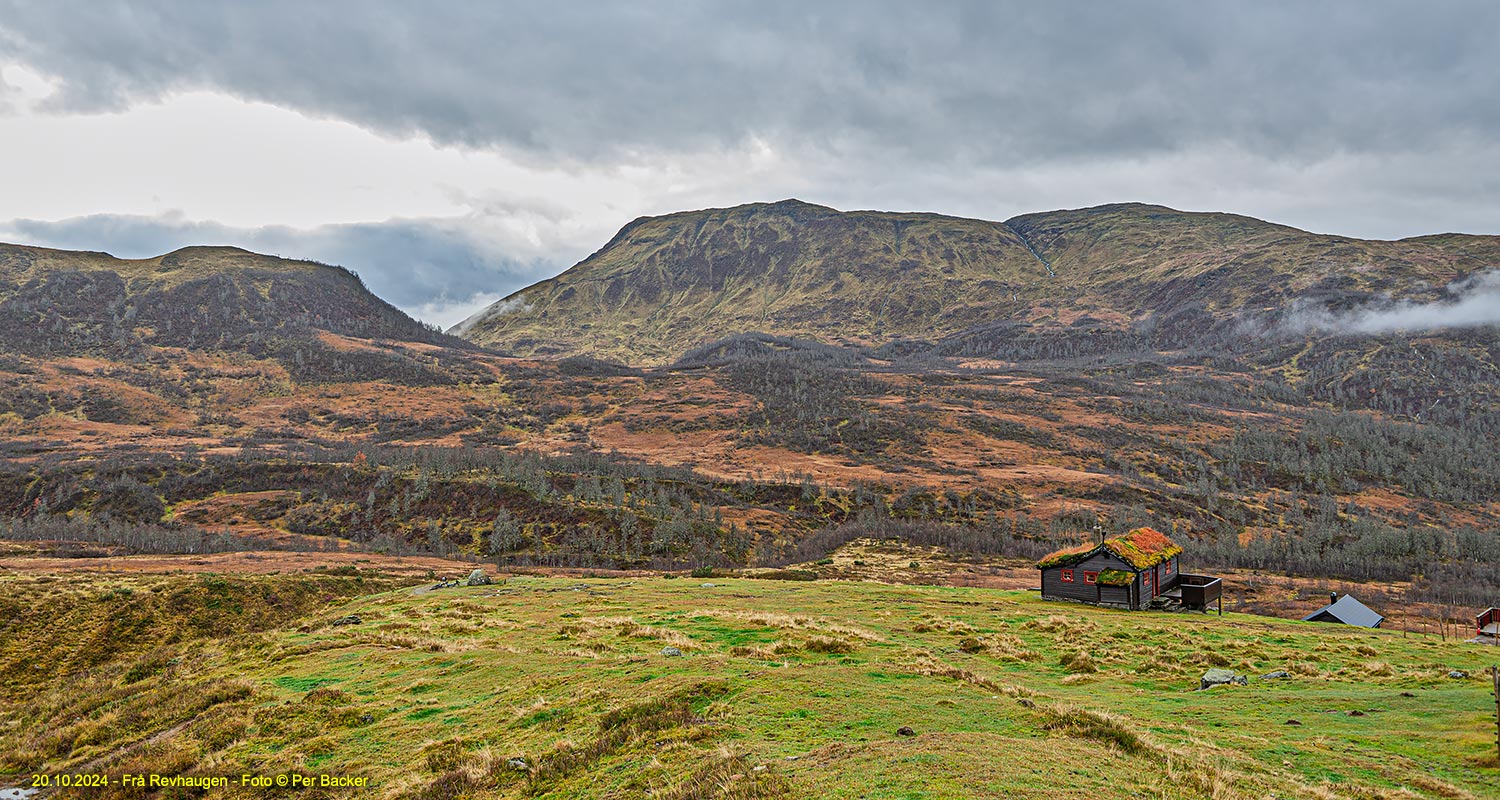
(455, 200, 1500, 365)
(0, 240, 456, 358)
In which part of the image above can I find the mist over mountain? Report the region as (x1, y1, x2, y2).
(1279, 268, 1500, 336)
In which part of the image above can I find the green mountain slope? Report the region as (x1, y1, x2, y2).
(453, 199, 1048, 363)
(1007, 203, 1500, 316)
(0, 243, 448, 355)
(456, 201, 1500, 364)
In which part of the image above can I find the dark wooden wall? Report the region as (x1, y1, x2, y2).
(1040, 552, 1137, 607)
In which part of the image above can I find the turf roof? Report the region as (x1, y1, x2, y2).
(1036, 527, 1183, 570)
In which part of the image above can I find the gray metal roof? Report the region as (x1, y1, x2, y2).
(1302, 594, 1384, 627)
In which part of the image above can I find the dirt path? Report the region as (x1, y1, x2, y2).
(2, 719, 201, 799)
(74, 719, 195, 774)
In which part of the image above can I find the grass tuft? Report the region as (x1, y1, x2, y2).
(1040, 704, 1149, 755)
(804, 635, 855, 654)
(1060, 650, 1098, 674)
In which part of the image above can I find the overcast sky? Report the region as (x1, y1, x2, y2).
(2, 2, 1498, 327)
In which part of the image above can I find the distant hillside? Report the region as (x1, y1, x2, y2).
(2, 215, 1499, 622)
(453, 200, 1047, 363)
(455, 200, 1500, 364)
(1004, 203, 1500, 319)
(0, 243, 452, 355)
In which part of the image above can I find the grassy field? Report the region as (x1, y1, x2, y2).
(2, 571, 1496, 799)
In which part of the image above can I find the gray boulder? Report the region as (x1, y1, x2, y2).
(661, 646, 684, 657)
(1200, 668, 1248, 690)
(331, 615, 362, 626)
(1260, 670, 1290, 680)
(1448, 670, 1468, 679)
(466, 569, 493, 586)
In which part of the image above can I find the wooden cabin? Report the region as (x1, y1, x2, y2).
(1037, 527, 1219, 612)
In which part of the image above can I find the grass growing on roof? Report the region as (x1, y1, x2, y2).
(1035, 540, 1098, 568)
(1105, 527, 1183, 569)
(1037, 527, 1183, 570)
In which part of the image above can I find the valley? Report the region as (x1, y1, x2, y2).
(3, 201, 1500, 798)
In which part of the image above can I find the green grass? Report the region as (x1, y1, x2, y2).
(275, 676, 340, 692)
(2, 573, 1495, 799)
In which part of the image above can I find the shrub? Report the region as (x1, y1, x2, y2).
(91, 477, 166, 524)
(748, 569, 817, 581)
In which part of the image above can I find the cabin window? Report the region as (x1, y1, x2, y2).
(1083, 571, 1098, 585)
(1164, 559, 1174, 575)
(1060, 569, 1074, 583)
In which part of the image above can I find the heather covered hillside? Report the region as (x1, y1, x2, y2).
(3, 227, 1500, 614)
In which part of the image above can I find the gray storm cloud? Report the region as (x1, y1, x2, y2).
(1284, 271, 1500, 336)
(1, 2, 1497, 167)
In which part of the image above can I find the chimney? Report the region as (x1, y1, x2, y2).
(1329, 591, 1337, 605)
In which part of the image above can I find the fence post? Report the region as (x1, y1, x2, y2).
(1492, 665, 1500, 768)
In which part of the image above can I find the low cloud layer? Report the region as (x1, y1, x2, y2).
(450, 296, 533, 336)
(0, 213, 567, 327)
(1284, 271, 1500, 336)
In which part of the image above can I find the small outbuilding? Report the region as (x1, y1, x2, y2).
(1302, 593, 1384, 628)
(1038, 527, 1216, 611)
(1476, 607, 1499, 640)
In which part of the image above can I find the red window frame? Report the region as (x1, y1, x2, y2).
(1164, 559, 1174, 575)
(1084, 571, 1098, 585)
(1060, 569, 1074, 583)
